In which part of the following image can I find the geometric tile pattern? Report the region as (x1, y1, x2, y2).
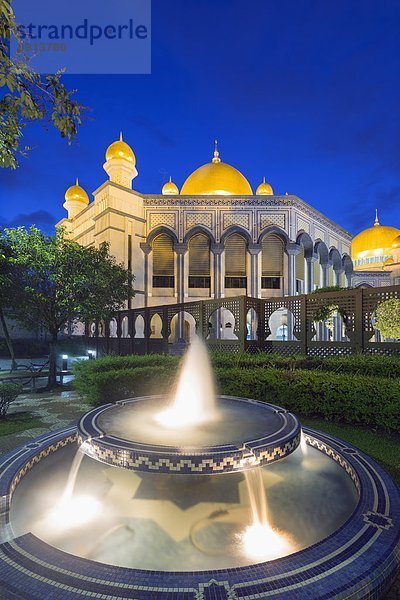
(363, 512, 394, 531)
(149, 212, 177, 231)
(185, 212, 213, 230)
(0, 425, 399, 599)
(222, 213, 250, 230)
(77, 397, 301, 474)
(260, 213, 286, 229)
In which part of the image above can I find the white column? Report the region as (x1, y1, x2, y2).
(286, 243, 301, 296)
(174, 244, 187, 341)
(321, 264, 329, 288)
(248, 244, 261, 298)
(140, 242, 152, 307)
(211, 243, 224, 299)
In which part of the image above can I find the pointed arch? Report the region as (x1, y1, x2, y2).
(342, 253, 353, 274)
(257, 225, 289, 246)
(329, 247, 342, 271)
(146, 225, 179, 246)
(296, 231, 313, 258)
(314, 240, 329, 266)
(184, 225, 215, 244)
(220, 225, 252, 245)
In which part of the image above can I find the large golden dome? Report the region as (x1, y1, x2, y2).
(392, 234, 400, 249)
(106, 132, 136, 165)
(351, 211, 400, 271)
(181, 143, 253, 196)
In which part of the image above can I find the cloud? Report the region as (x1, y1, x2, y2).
(0, 210, 56, 233)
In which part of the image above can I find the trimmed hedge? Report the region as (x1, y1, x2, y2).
(72, 353, 400, 432)
(74, 351, 400, 379)
(210, 352, 400, 378)
(215, 368, 400, 432)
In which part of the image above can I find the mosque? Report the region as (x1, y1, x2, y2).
(58, 134, 400, 316)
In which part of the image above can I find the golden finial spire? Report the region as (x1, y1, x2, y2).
(212, 139, 221, 163)
(76, 177, 79, 186)
(119, 131, 123, 142)
(374, 208, 380, 227)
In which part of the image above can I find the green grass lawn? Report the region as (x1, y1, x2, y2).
(302, 418, 400, 485)
(0, 415, 44, 437)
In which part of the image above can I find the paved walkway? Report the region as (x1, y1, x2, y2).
(0, 388, 89, 454)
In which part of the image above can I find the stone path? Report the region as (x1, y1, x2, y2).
(0, 388, 89, 454)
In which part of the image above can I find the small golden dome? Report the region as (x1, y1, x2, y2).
(64, 178, 89, 205)
(256, 177, 274, 195)
(106, 132, 136, 164)
(392, 234, 400, 249)
(181, 141, 253, 196)
(162, 176, 179, 195)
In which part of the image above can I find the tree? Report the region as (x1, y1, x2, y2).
(0, 235, 20, 369)
(311, 286, 350, 330)
(374, 298, 400, 340)
(2, 227, 134, 388)
(0, 0, 84, 168)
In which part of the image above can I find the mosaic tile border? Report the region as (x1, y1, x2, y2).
(77, 396, 301, 474)
(0, 425, 399, 598)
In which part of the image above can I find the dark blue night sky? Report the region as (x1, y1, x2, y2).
(1, 0, 400, 235)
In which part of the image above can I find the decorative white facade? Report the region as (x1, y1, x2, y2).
(58, 137, 354, 311)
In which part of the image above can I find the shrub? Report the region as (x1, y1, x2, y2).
(215, 368, 400, 432)
(0, 382, 23, 418)
(211, 352, 400, 378)
(375, 298, 400, 340)
(73, 364, 177, 405)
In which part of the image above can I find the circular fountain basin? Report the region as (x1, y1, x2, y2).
(0, 398, 399, 599)
(77, 396, 301, 474)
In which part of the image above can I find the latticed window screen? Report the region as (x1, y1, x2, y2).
(152, 234, 175, 287)
(153, 234, 174, 275)
(225, 234, 247, 276)
(189, 234, 210, 276)
(295, 247, 305, 280)
(262, 235, 283, 277)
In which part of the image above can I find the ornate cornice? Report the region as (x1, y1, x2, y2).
(141, 194, 352, 241)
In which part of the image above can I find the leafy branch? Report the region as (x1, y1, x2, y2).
(0, 0, 85, 168)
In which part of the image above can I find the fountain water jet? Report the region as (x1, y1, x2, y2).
(155, 336, 217, 428)
(242, 468, 294, 561)
(48, 447, 100, 530)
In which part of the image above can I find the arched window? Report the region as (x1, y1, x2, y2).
(261, 234, 284, 289)
(225, 234, 247, 288)
(189, 233, 210, 288)
(152, 234, 174, 288)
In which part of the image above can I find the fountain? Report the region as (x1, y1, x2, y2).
(0, 337, 399, 598)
